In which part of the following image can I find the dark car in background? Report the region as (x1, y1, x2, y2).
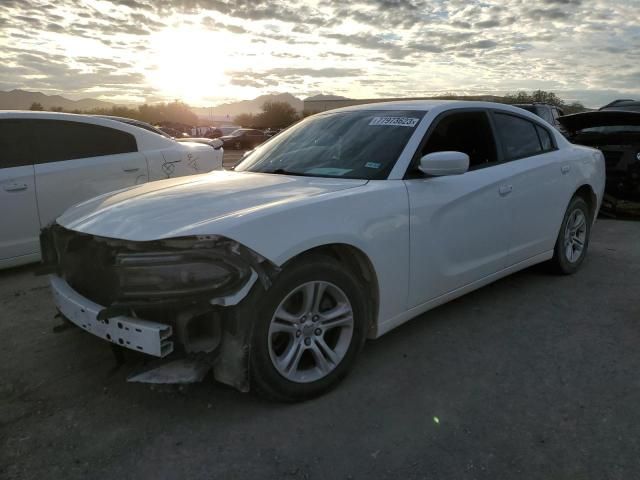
(513, 103, 567, 135)
(600, 99, 640, 112)
(559, 100, 640, 200)
(219, 128, 269, 150)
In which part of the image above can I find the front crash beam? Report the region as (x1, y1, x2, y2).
(51, 275, 173, 358)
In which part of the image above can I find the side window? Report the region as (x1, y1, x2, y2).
(421, 111, 497, 169)
(0, 119, 36, 168)
(542, 108, 554, 124)
(535, 125, 554, 152)
(493, 113, 542, 161)
(34, 120, 138, 163)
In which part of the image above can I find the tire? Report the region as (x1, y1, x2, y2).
(250, 255, 368, 402)
(550, 196, 591, 274)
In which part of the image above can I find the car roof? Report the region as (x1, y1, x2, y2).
(0, 110, 175, 149)
(599, 99, 640, 112)
(0, 110, 143, 128)
(322, 100, 543, 115)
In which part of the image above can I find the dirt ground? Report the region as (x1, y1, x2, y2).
(1, 219, 639, 480)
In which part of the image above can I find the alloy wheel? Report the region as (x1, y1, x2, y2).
(564, 208, 587, 263)
(267, 281, 354, 383)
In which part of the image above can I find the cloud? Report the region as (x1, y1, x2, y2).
(0, 0, 638, 106)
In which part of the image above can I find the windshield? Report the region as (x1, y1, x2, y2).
(230, 129, 245, 137)
(234, 110, 425, 179)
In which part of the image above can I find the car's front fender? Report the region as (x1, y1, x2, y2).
(217, 180, 411, 332)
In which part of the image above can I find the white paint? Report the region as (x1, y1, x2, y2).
(53, 101, 605, 340)
(0, 111, 223, 267)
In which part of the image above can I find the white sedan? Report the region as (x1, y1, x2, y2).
(0, 111, 223, 269)
(42, 101, 605, 401)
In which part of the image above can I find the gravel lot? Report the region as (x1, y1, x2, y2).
(1, 219, 639, 480)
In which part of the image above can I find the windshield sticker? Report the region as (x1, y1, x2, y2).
(365, 162, 381, 169)
(305, 167, 353, 176)
(369, 116, 420, 127)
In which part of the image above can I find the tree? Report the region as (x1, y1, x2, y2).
(504, 90, 564, 107)
(234, 113, 256, 127)
(90, 101, 199, 126)
(29, 102, 43, 111)
(563, 101, 587, 114)
(530, 90, 563, 107)
(254, 101, 299, 129)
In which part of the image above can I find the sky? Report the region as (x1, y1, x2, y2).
(0, 0, 639, 107)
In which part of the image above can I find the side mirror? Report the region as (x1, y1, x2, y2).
(418, 151, 469, 176)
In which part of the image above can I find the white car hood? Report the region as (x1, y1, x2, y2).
(57, 170, 368, 241)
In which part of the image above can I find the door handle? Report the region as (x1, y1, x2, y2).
(561, 165, 571, 174)
(123, 167, 140, 172)
(498, 184, 513, 196)
(3, 183, 28, 192)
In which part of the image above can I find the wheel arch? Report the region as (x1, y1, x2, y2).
(573, 183, 598, 222)
(282, 243, 381, 338)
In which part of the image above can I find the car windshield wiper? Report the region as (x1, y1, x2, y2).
(263, 168, 307, 176)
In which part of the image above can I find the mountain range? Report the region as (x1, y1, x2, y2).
(0, 89, 348, 118)
(0, 89, 115, 111)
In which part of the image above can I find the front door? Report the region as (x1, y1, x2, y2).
(404, 110, 513, 308)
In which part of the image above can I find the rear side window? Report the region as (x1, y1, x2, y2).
(541, 108, 554, 124)
(0, 119, 36, 169)
(34, 120, 137, 163)
(494, 113, 543, 161)
(536, 125, 554, 151)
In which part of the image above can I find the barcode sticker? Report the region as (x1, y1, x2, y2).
(369, 117, 420, 127)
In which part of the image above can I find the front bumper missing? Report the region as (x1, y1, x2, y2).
(42, 226, 280, 389)
(51, 275, 173, 358)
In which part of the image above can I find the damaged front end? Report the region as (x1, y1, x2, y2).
(40, 223, 279, 391)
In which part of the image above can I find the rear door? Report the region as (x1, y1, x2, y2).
(491, 112, 570, 265)
(33, 120, 148, 227)
(0, 119, 41, 264)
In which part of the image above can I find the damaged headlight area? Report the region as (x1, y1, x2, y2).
(41, 224, 279, 390)
(115, 249, 250, 303)
(41, 224, 276, 310)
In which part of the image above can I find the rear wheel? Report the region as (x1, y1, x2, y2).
(550, 196, 591, 274)
(250, 255, 367, 401)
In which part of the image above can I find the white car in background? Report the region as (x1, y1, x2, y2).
(0, 111, 223, 269)
(42, 101, 605, 401)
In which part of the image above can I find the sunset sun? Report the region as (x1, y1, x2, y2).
(147, 28, 233, 104)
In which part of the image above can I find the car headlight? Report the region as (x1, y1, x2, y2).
(636, 152, 640, 161)
(114, 250, 251, 300)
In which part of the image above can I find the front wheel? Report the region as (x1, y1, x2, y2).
(550, 196, 591, 274)
(250, 255, 367, 401)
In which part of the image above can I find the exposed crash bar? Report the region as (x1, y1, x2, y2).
(50, 275, 174, 357)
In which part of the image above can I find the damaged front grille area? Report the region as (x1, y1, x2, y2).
(42, 224, 279, 388)
(41, 224, 273, 310)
